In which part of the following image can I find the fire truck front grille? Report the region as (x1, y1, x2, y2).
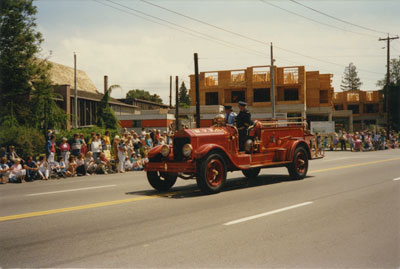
(173, 137, 191, 161)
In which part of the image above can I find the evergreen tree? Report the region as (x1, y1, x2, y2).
(376, 56, 400, 87)
(178, 82, 190, 108)
(0, 0, 66, 128)
(97, 85, 120, 129)
(340, 62, 362, 91)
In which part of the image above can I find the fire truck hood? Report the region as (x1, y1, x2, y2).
(175, 127, 228, 138)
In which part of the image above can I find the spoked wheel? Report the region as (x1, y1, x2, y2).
(242, 168, 261, 179)
(147, 171, 177, 191)
(287, 147, 308, 180)
(197, 153, 227, 194)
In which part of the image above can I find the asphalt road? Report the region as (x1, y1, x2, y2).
(1, 150, 399, 268)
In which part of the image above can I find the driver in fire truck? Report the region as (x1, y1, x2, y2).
(235, 101, 252, 151)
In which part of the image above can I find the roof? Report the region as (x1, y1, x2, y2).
(119, 98, 169, 108)
(70, 90, 137, 108)
(48, 61, 99, 94)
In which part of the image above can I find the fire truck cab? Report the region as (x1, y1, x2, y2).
(145, 118, 313, 194)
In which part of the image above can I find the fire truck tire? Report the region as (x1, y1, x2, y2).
(197, 153, 227, 194)
(287, 147, 308, 180)
(242, 168, 261, 179)
(147, 171, 177, 191)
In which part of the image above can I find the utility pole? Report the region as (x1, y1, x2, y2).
(379, 34, 399, 129)
(270, 43, 276, 119)
(104, 75, 108, 94)
(175, 76, 179, 131)
(169, 76, 172, 108)
(74, 52, 78, 128)
(194, 53, 201, 128)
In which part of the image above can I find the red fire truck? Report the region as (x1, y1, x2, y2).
(145, 118, 314, 194)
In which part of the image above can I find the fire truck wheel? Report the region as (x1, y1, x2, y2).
(287, 147, 308, 180)
(242, 168, 261, 179)
(147, 171, 177, 191)
(197, 153, 227, 194)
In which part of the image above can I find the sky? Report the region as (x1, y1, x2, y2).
(35, 0, 400, 104)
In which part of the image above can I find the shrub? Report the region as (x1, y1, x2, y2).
(0, 125, 45, 158)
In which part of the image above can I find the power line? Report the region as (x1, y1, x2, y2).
(99, 0, 269, 58)
(289, 0, 389, 35)
(259, 0, 378, 39)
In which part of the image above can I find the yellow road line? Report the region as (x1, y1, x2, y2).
(309, 157, 400, 174)
(1, 157, 399, 222)
(0, 190, 195, 222)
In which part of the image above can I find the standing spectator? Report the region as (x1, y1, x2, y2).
(0, 157, 10, 184)
(67, 156, 77, 177)
(348, 134, 354, 151)
(113, 136, 121, 172)
(80, 134, 88, 156)
(141, 127, 146, 138)
(117, 139, 127, 173)
(91, 135, 102, 160)
(60, 137, 70, 163)
(0, 147, 6, 159)
(103, 131, 111, 151)
(339, 132, 347, 151)
(76, 153, 87, 176)
(132, 133, 141, 155)
(46, 135, 57, 163)
(9, 158, 26, 183)
(126, 135, 134, 157)
(333, 132, 339, 151)
(71, 134, 82, 157)
(38, 156, 50, 180)
(24, 156, 39, 182)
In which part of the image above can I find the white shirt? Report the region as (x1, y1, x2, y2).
(91, 141, 101, 153)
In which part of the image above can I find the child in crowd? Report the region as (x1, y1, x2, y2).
(58, 157, 68, 177)
(85, 152, 97, 175)
(67, 156, 77, 177)
(24, 156, 39, 181)
(96, 152, 112, 174)
(0, 157, 10, 184)
(76, 153, 88, 176)
(38, 156, 50, 180)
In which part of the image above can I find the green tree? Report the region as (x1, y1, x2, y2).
(126, 89, 163, 104)
(0, 0, 66, 129)
(376, 56, 400, 87)
(97, 85, 120, 129)
(340, 62, 362, 91)
(178, 82, 190, 108)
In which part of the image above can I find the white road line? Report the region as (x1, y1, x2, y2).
(224, 202, 313, 226)
(26, 185, 117, 196)
(393, 177, 400, 181)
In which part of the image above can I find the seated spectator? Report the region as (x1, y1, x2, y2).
(58, 157, 68, 177)
(50, 161, 64, 179)
(0, 157, 10, 184)
(24, 156, 39, 182)
(9, 158, 26, 183)
(136, 154, 144, 171)
(76, 153, 88, 176)
(67, 156, 77, 177)
(7, 145, 21, 166)
(96, 152, 112, 174)
(142, 152, 149, 167)
(85, 151, 97, 174)
(0, 147, 6, 159)
(37, 156, 50, 180)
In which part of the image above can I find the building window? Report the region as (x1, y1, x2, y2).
(320, 90, 328, 104)
(284, 88, 299, 101)
(283, 67, 299, 84)
(253, 88, 270, 102)
(348, 104, 360, 114)
(132, 120, 142, 127)
(231, 90, 246, 103)
(364, 103, 379, 113)
(205, 92, 219, 105)
(334, 104, 344, 111)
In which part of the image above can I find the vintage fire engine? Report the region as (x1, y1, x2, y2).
(145, 117, 314, 194)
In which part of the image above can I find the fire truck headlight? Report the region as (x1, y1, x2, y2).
(182, 144, 193, 157)
(245, 139, 253, 153)
(160, 145, 171, 157)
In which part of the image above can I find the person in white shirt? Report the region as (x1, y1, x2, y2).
(9, 158, 26, 183)
(91, 136, 102, 160)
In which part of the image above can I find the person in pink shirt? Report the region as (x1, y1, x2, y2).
(59, 137, 70, 163)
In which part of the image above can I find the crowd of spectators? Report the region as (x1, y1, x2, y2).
(314, 129, 399, 156)
(0, 128, 174, 184)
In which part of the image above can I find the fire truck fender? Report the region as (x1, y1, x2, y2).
(148, 145, 163, 159)
(193, 144, 230, 161)
(287, 140, 312, 161)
